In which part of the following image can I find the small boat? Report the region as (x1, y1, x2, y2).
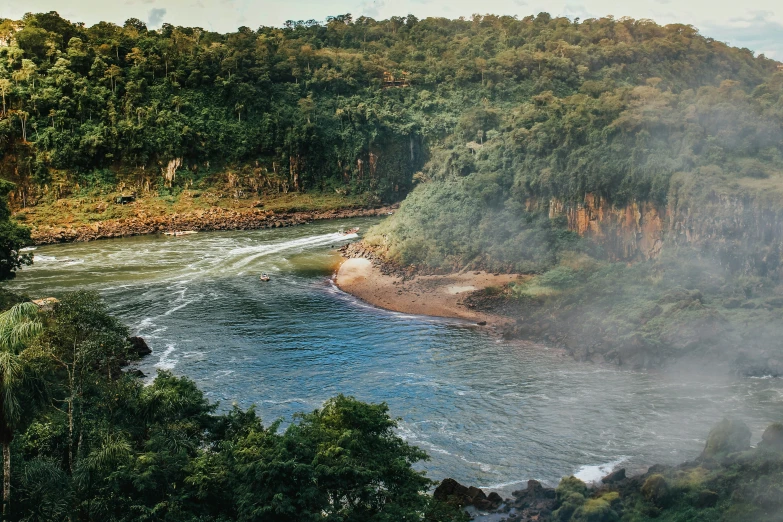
(259, 273, 270, 282)
(164, 230, 198, 236)
(341, 227, 360, 236)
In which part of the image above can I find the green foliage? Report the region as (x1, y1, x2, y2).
(365, 180, 580, 272)
(233, 395, 434, 521)
(0, 180, 31, 280)
(1, 11, 779, 208)
(5, 292, 452, 521)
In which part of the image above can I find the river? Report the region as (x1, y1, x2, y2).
(8, 217, 783, 494)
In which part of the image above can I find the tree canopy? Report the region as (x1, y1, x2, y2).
(0, 11, 778, 208)
(4, 291, 464, 521)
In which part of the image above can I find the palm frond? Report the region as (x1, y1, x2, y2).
(0, 350, 24, 424)
(0, 302, 43, 352)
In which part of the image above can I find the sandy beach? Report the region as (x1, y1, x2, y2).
(335, 258, 521, 326)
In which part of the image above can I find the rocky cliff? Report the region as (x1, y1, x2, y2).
(548, 190, 783, 278)
(548, 193, 664, 261)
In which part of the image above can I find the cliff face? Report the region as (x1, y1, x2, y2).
(548, 193, 664, 261)
(547, 192, 783, 277)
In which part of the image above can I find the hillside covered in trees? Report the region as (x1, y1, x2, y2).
(0, 11, 778, 216)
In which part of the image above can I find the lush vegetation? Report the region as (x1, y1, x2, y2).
(545, 418, 783, 522)
(0, 180, 30, 279)
(0, 289, 466, 522)
(1, 11, 780, 218)
(365, 74, 783, 272)
(4, 11, 783, 519)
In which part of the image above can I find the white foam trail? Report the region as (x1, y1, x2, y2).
(155, 344, 178, 370)
(574, 457, 628, 484)
(228, 232, 348, 270)
(478, 480, 528, 490)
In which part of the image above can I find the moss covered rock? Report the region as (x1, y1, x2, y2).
(642, 474, 671, 507)
(701, 418, 751, 459)
(760, 422, 783, 451)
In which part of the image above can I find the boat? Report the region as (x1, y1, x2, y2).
(259, 273, 271, 282)
(164, 230, 198, 236)
(341, 227, 360, 236)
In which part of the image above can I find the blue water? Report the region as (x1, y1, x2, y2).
(10, 217, 783, 494)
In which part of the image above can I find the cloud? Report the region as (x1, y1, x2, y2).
(562, 4, 593, 21)
(357, 0, 386, 18)
(513, 0, 528, 6)
(701, 10, 783, 59)
(148, 7, 167, 28)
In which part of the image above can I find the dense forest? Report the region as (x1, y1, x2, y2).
(0, 11, 779, 211)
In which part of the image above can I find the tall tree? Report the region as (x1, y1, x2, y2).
(0, 180, 31, 281)
(0, 302, 43, 519)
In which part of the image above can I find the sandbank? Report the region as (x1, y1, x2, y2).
(335, 258, 521, 325)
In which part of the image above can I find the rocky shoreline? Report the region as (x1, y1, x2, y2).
(30, 204, 398, 245)
(437, 418, 783, 521)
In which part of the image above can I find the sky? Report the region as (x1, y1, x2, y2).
(2, 0, 783, 59)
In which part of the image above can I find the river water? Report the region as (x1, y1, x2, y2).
(8, 217, 783, 494)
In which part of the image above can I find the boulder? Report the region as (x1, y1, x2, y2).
(129, 336, 152, 357)
(601, 468, 626, 484)
(641, 474, 671, 507)
(433, 478, 471, 506)
(760, 422, 783, 451)
(511, 479, 556, 512)
(433, 478, 500, 509)
(701, 418, 751, 459)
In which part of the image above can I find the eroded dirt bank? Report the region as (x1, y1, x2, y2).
(30, 205, 397, 245)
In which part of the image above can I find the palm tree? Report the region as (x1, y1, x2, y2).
(0, 302, 43, 520)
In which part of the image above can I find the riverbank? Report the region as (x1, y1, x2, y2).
(28, 204, 397, 245)
(335, 241, 783, 375)
(440, 418, 783, 522)
(334, 246, 522, 328)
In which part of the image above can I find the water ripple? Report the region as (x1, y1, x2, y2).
(8, 217, 783, 495)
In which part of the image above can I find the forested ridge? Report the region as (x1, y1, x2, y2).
(0, 10, 778, 212)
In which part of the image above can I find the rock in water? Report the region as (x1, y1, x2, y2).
(434, 478, 470, 505)
(433, 478, 501, 509)
(129, 336, 152, 357)
(511, 480, 556, 517)
(700, 418, 751, 459)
